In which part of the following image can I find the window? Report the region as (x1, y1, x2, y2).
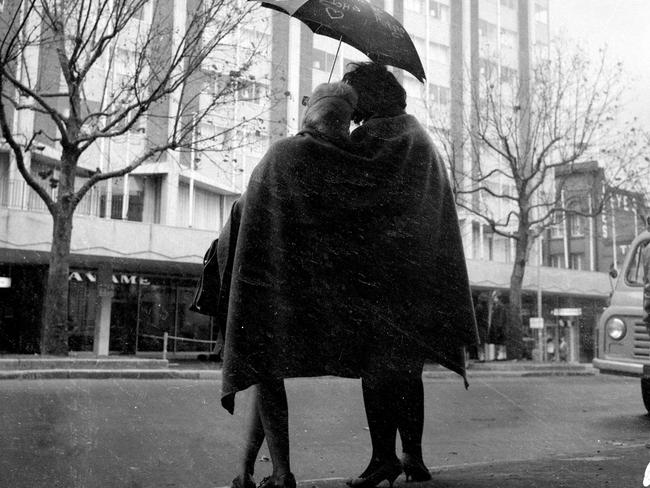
(501, 0, 517, 9)
(569, 214, 585, 237)
(312, 48, 338, 73)
(478, 20, 497, 42)
(500, 28, 518, 50)
(569, 253, 584, 271)
(428, 83, 450, 105)
(430, 1, 450, 21)
(550, 212, 565, 239)
(500, 66, 517, 84)
(625, 240, 649, 286)
(429, 42, 450, 64)
(550, 255, 564, 268)
(405, 0, 424, 13)
(239, 81, 269, 104)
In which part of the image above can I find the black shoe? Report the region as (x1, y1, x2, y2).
(258, 473, 296, 488)
(358, 458, 383, 479)
(347, 460, 402, 488)
(401, 453, 431, 482)
(232, 474, 256, 488)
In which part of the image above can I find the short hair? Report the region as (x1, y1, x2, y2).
(302, 82, 358, 140)
(342, 62, 407, 123)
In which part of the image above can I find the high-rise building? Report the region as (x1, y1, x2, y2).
(0, 0, 612, 362)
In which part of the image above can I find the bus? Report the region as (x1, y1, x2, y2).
(593, 228, 650, 413)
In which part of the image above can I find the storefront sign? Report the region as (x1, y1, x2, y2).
(552, 308, 582, 316)
(68, 271, 151, 286)
(529, 317, 544, 329)
(0, 277, 11, 288)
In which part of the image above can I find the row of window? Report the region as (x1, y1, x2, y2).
(550, 214, 586, 238)
(550, 253, 584, 271)
(404, 0, 450, 21)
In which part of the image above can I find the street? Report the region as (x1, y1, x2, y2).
(0, 374, 649, 488)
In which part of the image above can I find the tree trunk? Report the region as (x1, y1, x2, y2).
(507, 231, 529, 360)
(40, 207, 74, 355)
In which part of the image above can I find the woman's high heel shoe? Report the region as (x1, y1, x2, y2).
(358, 458, 382, 479)
(231, 474, 256, 488)
(258, 472, 296, 488)
(401, 454, 432, 482)
(346, 460, 402, 488)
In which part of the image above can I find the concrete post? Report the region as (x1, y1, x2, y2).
(93, 263, 114, 356)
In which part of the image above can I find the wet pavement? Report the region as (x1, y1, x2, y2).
(0, 374, 647, 487)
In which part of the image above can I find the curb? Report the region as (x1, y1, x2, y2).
(0, 368, 595, 381)
(0, 369, 223, 380)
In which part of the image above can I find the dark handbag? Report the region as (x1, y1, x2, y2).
(190, 238, 221, 316)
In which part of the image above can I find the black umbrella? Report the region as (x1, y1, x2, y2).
(254, 0, 425, 82)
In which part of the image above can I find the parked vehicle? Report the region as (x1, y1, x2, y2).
(593, 229, 650, 413)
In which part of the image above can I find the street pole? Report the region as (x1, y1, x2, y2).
(188, 114, 196, 228)
(537, 234, 543, 361)
(121, 131, 130, 220)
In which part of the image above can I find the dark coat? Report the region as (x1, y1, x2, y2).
(218, 115, 479, 413)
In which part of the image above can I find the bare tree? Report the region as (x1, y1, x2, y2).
(430, 40, 650, 358)
(0, 0, 274, 354)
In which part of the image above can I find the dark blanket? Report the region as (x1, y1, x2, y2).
(219, 114, 479, 413)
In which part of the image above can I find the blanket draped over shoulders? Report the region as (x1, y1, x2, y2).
(218, 114, 479, 413)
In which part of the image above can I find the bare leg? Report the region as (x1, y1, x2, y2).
(256, 378, 291, 479)
(240, 387, 266, 476)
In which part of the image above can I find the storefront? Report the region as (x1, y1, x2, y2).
(0, 264, 215, 358)
(467, 259, 611, 363)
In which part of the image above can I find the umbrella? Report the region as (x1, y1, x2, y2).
(254, 0, 425, 82)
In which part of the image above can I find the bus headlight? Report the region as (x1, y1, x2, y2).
(606, 317, 626, 341)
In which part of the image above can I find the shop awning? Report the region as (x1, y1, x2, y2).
(466, 259, 611, 298)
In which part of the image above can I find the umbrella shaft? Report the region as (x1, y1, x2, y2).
(328, 36, 343, 83)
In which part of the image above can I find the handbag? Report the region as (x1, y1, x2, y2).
(189, 238, 221, 316)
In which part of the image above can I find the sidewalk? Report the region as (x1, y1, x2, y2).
(0, 355, 595, 380)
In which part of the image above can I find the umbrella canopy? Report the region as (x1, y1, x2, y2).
(255, 0, 425, 81)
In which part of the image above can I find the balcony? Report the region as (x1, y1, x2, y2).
(0, 178, 102, 217)
(0, 179, 215, 272)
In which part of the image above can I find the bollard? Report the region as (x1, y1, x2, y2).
(163, 332, 168, 361)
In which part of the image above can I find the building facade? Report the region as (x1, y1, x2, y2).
(0, 0, 614, 362)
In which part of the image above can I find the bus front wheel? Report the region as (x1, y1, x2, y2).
(642, 377, 650, 414)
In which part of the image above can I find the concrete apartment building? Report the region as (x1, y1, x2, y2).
(0, 0, 614, 362)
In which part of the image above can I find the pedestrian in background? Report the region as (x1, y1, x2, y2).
(558, 336, 568, 362)
(488, 292, 507, 360)
(546, 337, 556, 362)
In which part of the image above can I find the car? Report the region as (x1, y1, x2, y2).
(592, 229, 650, 413)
